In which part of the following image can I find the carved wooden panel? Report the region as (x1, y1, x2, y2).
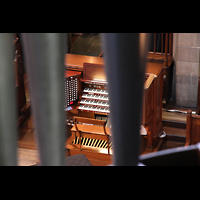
(192, 118, 200, 144)
(143, 79, 154, 126)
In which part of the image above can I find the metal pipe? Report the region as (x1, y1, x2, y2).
(21, 33, 66, 166)
(0, 33, 17, 166)
(139, 143, 200, 166)
(101, 33, 150, 165)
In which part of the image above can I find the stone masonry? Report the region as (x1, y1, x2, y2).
(173, 33, 200, 108)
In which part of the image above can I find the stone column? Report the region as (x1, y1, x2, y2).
(173, 33, 200, 108)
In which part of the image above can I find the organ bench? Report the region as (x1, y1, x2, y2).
(66, 116, 112, 161)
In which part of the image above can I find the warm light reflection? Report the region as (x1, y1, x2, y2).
(139, 33, 149, 71)
(99, 148, 113, 155)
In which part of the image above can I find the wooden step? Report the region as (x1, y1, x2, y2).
(67, 144, 112, 162)
(162, 120, 186, 129)
(162, 108, 187, 129)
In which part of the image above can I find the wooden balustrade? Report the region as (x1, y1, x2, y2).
(150, 33, 173, 56)
(148, 33, 174, 108)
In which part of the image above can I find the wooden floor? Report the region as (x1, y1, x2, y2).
(18, 112, 189, 166)
(162, 109, 187, 123)
(18, 148, 38, 166)
(18, 116, 113, 166)
(161, 126, 185, 149)
(18, 66, 190, 166)
(140, 104, 189, 155)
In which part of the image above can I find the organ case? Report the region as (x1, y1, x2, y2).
(143, 63, 163, 151)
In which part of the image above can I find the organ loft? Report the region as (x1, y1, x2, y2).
(1, 33, 200, 166)
(64, 33, 170, 159)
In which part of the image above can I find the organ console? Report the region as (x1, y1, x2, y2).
(65, 57, 164, 154)
(78, 63, 109, 115)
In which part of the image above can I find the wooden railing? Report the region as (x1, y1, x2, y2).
(149, 33, 173, 66)
(149, 33, 173, 55)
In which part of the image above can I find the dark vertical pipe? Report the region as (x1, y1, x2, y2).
(101, 33, 150, 165)
(0, 33, 17, 166)
(164, 33, 168, 67)
(139, 143, 200, 166)
(154, 33, 156, 53)
(186, 110, 192, 145)
(21, 33, 66, 166)
(197, 76, 200, 115)
(161, 33, 164, 53)
(169, 33, 172, 56)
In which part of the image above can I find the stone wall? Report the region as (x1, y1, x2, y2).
(173, 33, 200, 108)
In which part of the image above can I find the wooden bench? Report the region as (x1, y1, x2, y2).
(185, 110, 200, 146)
(66, 117, 112, 157)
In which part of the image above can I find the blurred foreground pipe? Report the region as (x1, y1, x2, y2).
(101, 33, 150, 165)
(139, 143, 200, 166)
(22, 33, 66, 166)
(0, 33, 17, 166)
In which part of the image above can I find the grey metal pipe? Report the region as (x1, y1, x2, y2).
(0, 33, 17, 166)
(21, 33, 66, 166)
(101, 33, 150, 165)
(139, 143, 200, 166)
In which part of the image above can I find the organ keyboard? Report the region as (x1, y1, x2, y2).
(77, 63, 110, 115)
(78, 82, 110, 114)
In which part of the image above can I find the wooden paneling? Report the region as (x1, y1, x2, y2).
(143, 64, 163, 151)
(83, 63, 106, 81)
(186, 110, 200, 145)
(65, 54, 104, 71)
